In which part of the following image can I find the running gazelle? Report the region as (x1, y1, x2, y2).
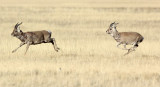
(106, 22, 144, 55)
(11, 22, 60, 54)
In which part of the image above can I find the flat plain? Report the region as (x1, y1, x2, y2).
(0, 0, 160, 87)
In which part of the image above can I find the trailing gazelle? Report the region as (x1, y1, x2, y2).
(11, 22, 60, 54)
(106, 22, 144, 55)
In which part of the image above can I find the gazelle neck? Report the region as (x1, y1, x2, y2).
(111, 27, 120, 41)
(16, 32, 27, 42)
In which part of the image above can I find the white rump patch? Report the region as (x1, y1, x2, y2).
(47, 30, 52, 34)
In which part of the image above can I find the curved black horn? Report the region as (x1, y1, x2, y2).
(19, 22, 22, 25)
(15, 22, 22, 29)
(17, 22, 23, 26)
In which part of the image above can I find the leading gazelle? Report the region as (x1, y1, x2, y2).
(106, 22, 144, 55)
(11, 22, 60, 54)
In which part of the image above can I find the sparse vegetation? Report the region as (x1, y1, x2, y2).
(0, 0, 160, 87)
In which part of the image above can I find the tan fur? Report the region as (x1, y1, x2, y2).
(119, 32, 143, 45)
(11, 22, 60, 54)
(106, 22, 144, 55)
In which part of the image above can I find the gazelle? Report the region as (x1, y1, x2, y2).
(11, 22, 60, 54)
(106, 22, 144, 55)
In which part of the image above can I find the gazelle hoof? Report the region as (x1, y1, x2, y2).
(55, 48, 60, 52)
(12, 50, 15, 53)
(57, 48, 60, 51)
(57, 48, 60, 50)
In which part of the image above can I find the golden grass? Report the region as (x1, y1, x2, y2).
(0, 0, 160, 87)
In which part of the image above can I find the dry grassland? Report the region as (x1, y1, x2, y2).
(0, 0, 160, 87)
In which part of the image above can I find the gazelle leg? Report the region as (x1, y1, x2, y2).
(12, 42, 25, 53)
(124, 45, 137, 56)
(123, 44, 129, 50)
(51, 38, 60, 52)
(117, 43, 128, 50)
(129, 43, 138, 51)
(124, 49, 132, 56)
(117, 42, 122, 49)
(25, 43, 30, 55)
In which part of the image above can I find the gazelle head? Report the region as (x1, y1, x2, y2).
(11, 22, 23, 37)
(106, 22, 119, 34)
